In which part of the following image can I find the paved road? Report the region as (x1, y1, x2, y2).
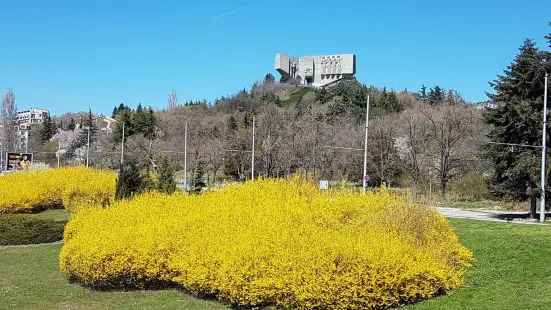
(436, 207, 548, 225)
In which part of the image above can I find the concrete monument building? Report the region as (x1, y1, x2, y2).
(275, 53, 356, 87)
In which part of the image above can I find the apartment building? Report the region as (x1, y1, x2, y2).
(15, 108, 49, 151)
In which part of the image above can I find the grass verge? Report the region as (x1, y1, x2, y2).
(31, 209, 70, 222)
(0, 244, 229, 310)
(407, 219, 551, 310)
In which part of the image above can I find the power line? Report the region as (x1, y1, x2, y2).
(323, 145, 364, 152)
(488, 141, 545, 149)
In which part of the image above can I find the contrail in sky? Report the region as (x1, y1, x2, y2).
(212, 4, 250, 20)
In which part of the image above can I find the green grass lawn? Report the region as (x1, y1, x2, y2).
(407, 219, 551, 310)
(2, 219, 551, 309)
(0, 244, 229, 310)
(32, 209, 70, 222)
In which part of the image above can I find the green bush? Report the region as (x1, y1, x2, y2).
(448, 174, 490, 201)
(0, 215, 65, 246)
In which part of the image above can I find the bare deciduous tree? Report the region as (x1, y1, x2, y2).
(368, 114, 402, 186)
(1, 89, 17, 151)
(420, 103, 483, 200)
(168, 89, 178, 110)
(395, 108, 430, 197)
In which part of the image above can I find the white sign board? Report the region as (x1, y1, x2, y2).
(319, 180, 329, 190)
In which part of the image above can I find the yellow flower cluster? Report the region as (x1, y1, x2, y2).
(0, 166, 116, 213)
(60, 177, 473, 309)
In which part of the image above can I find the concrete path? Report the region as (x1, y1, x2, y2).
(436, 207, 548, 225)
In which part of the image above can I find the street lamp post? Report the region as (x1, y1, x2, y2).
(251, 116, 255, 182)
(184, 122, 188, 190)
(237, 106, 256, 182)
(120, 120, 125, 166)
(57, 128, 61, 168)
(362, 95, 370, 194)
(86, 126, 90, 167)
(165, 116, 189, 192)
(541, 72, 548, 223)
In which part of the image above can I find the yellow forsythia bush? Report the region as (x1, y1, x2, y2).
(0, 166, 116, 213)
(60, 177, 474, 309)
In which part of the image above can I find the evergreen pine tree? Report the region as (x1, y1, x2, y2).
(352, 87, 367, 110)
(113, 108, 133, 144)
(115, 158, 142, 200)
(143, 107, 157, 140)
(428, 86, 445, 104)
(157, 156, 177, 194)
(68, 118, 76, 131)
(264, 73, 275, 84)
(58, 119, 63, 130)
(38, 115, 54, 144)
(418, 84, 428, 101)
(192, 161, 206, 194)
(387, 90, 402, 112)
(112, 103, 127, 118)
(72, 109, 98, 154)
(133, 103, 146, 134)
(243, 112, 253, 128)
(316, 86, 330, 103)
(377, 88, 403, 114)
(227, 115, 238, 132)
(326, 97, 347, 123)
(138, 156, 158, 193)
(78, 109, 97, 146)
(446, 90, 457, 104)
(224, 115, 240, 179)
(485, 38, 551, 216)
(131, 104, 157, 140)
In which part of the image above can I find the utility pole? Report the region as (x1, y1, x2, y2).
(541, 72, 548, 223)
(86, 126, 90, 167)
(362, 95, 370, 194)
(251, 116, 255, 182)
(120, 121, 125, 166)
(184, 122, 188, 191)
(57, 130, 61, 168)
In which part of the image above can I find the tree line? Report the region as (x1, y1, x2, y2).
(485, 23, 551, 215)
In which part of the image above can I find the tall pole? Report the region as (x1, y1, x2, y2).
(251, 116, 255, 182)
(120, 121, 125, 166)
(25, 131, 28, 153)
(57, 130, 61, 168)
(86, 126, 90, 167)
(541, 72, 548, 223)
(362, 95, 370, 194)
(184, 122, 188, 191)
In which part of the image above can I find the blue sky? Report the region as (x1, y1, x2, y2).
(0, 0, 550, 116)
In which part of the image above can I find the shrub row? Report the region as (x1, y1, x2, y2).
(0, 166, 116, 214)
(60, 178, 474, 309)
(0, 214, 65, 246)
